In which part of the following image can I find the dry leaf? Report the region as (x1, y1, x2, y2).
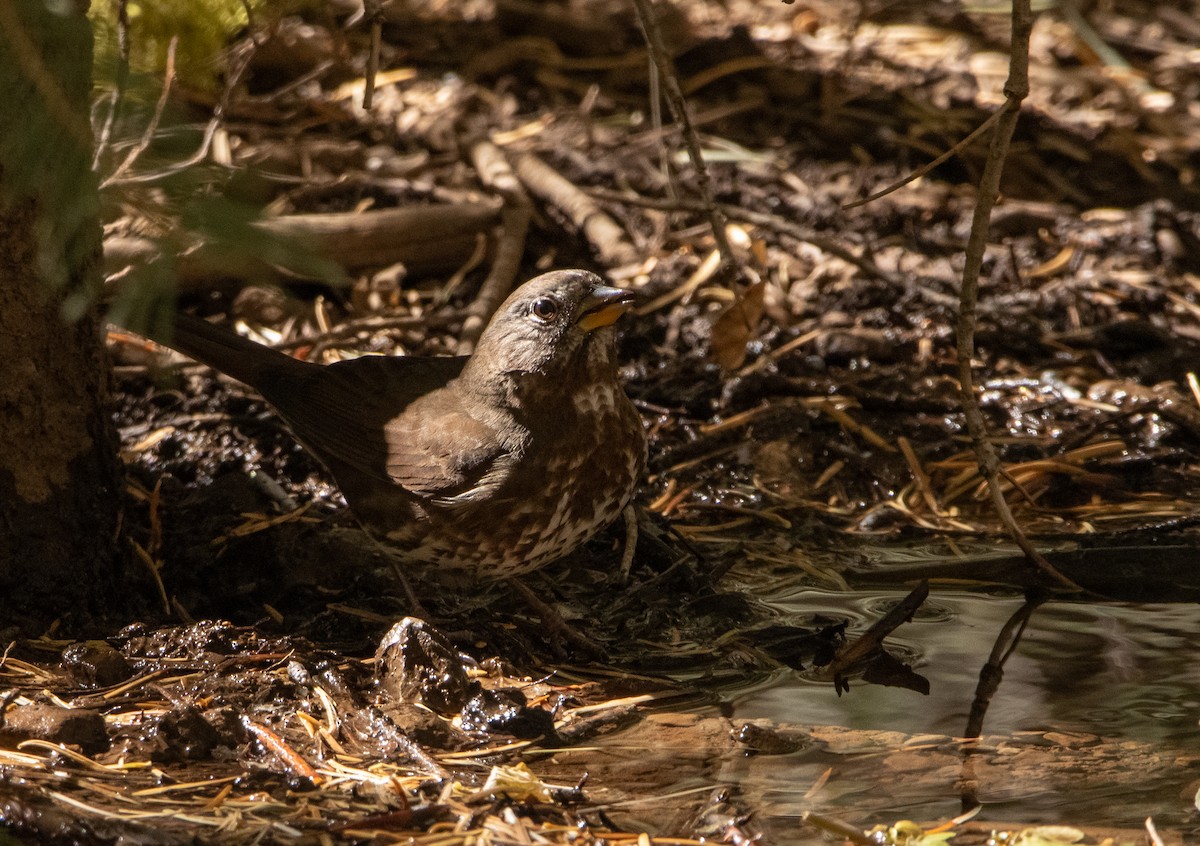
(711, 281, 765, 370)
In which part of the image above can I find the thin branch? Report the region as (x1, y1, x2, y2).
(844, 107, 1008, 210)
(629, 0, 738, 276)
(361, 0, 383, 111)
(102, 36, 177, 187)
(517, 155, 637, 267)
(102, 38, 256, 187)
(586, 187, 903, 285)
(954, 0, 1082, 592)
(92, 0, 131, 169)
(239, 0, 263, 46)
(459, 140, 533, 353)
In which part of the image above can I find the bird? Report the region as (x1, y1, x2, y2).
(155, 269, 647, 580)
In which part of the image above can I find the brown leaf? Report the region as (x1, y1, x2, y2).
(710, 281, 765, 370)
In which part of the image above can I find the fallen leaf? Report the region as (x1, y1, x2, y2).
(711, 281, 765, 370)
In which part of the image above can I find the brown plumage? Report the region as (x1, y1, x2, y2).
(159, 269, 646, 578)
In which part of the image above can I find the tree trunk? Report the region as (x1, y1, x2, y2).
(0, 1, 122, 630)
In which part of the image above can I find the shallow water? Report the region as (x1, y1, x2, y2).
(726, 584, 1200, 836)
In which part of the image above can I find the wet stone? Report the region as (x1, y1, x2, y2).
(1, 701, 109, 755)
(459, 687, 557, 739)
(1042, 731, 1101, 749)
(60, 641, 134, 688)
(376, 702, 463, 749)
(376, 617, 478, 715)
(151, 707, 225, 762)
(119, 620, 261, 660)
(732, 722, 809, 755)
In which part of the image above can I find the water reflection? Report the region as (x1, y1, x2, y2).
(728, 587, 1200, 831)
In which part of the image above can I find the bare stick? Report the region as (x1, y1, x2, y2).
(104, 203, 500, 289)
(103, 36, 177, 186)
(955, 0, 1081, 592)
(844, 108, 1007, 210)
(361, 0, 383, 111)
(629, 0, 737, 274)
(586, 187, 903, 285)
(515, 153, 636, 266)
(92, 0, 131, 169)
(460, 140, 532, 353)
(102, 38, 256, 187)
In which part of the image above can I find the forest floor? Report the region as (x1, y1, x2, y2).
(4, 0, 1200, 842)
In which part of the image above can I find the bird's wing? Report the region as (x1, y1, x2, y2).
(258, 354, 510, 500)
(381, 396, 514, 501)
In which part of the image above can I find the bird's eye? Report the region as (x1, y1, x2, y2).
(530, 297, 559, 322)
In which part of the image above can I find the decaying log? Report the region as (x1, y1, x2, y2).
(105, 203, 501, 290)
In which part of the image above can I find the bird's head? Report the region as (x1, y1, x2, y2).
(464, 270, 636, 397)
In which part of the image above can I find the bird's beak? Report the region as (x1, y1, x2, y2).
(577, 286, 637, 331)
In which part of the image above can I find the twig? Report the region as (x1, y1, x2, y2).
(897, 436, 939, 514)
(238, 0, 262, 46)
(586, 187, 903, 285)
(996, 464, 1040, 508)
(514, 152, 636, 266)
(243, 718, 324, 785)
(954, 0, 1082, 592)
(822, 580, 929, 687)
(102, 38, 256, 186)
(645, 39, 673, 198)
(460, 140, 532, 353)
(508, 577, 606, 658)
(629, 0, 738, 275)
(103, 36, 177, 186)
(802, 811, 876, 846)
(253, 59, 335, 105)
(130, 538, 170, 616)
(361, 0, 383, 110)
(844, 108, 1007, 210)
(619, 503, 639, 582)
(92, 0, 130, 169)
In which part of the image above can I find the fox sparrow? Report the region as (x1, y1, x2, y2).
(159, 269, 646, 579)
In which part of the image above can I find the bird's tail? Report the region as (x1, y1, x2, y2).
(165, 313, 308, 389)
